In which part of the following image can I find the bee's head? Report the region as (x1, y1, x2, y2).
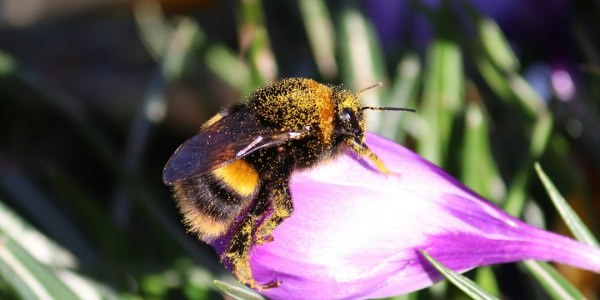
(334, 83, 415, 145)
(334, 89, 366, 143)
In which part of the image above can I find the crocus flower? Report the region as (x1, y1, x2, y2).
(212, 133, 600, 300)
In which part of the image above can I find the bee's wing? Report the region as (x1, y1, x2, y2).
(162, 111, 308, 185)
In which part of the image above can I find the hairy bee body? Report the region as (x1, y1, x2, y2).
(163, 78, 392, 289)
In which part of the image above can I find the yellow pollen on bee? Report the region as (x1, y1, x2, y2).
(304, 80, 335, 143)
(212, 159, 260, 197)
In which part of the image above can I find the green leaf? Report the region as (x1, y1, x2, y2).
(418, 37, 463, 165)
(534, 163, 600, 247)
(55, 270, 120, 300)
(508, 75, 546, 118)
(474, 267, 499, 297)
(0, 51, 16, 77)
(380, 291, 419, 300)
(0, 238, 40, 300)
(461, 100, 506, 202)
(502, 165, 530, 217)
(161, 18, 205, 81)
(238, 0, 277, 85)
(133, 0, 172, 60)
(530, 113, 553, 158)
(0, 201, 76, 269)
(522, 261, 585, 300)
(416, 2, 465, 166)
(299, 0, 337, 79)
(473, 53, 513, 101)
(477, 17, 518, 72)
(247, 27, 276, 85)
(380, 53, 421, 141)
(0, 235, 80, 300)
(462, 0, 518, 72)
(421, 251, 499, 300)
(0, 201, 119, 300)
(213, 280, 265, 300)
(338, 4, 388, 132)
(501, 102, 552, 217)
(205, 45, 253, 96)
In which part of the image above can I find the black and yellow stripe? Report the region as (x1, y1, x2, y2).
(173, 159, 260, 242)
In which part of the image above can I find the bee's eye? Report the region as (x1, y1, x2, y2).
(341, 108, 361, 135)
(341, 109, 352, 122)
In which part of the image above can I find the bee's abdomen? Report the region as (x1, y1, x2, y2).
(173, 160, 260, 242)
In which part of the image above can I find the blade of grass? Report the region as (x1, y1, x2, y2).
(503, 112, 552, 216)
(237, 0, 277, 85)
(417, 2, 465, 166)
(205, 45, 253, 96)
(380, 53, 421, 141)
(133, 0, 172, 61)
(56, 270, 120, 300)
(338, 4, 388, 132)
(0, 237, 51, 300)
(530, 113, 553, 158)
(463, 2, 548, 119)
(213, 280, 265, 300)
(508, 74, 547, 118)
(0, 201, 76, 269)
(0, 235, 80, 300)
(0, 50, 16, 77)
(534, 163, 599, 247)
(1, 185, 118, 299)
(473, 53, 513, 100)
(299, 0, 337, 79)
(502, 166, 530, 217)
(461, 0, 518, 72)
(420, 251, 499, 300)
(418, 38, 463, 165)
(247, 28, 276, 85)
(161, 18, 205, 81)
(474, 267, 499, 298)
(383, 291, 419, 300)
(462, 91, 506, 203)
(477, 17, 518, 72)
(522, 261, 585, 300)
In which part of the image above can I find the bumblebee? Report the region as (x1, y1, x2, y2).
(162, 78, 413, 289)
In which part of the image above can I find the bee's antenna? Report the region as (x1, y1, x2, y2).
(357, 83, 415, 113)
(357, 82, 383, 96)
(361, 106, 416, 113)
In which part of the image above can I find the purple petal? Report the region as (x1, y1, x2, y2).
(212, 133, 600, 300)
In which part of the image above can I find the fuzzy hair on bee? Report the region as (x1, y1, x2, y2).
(162, 78, 414, 290)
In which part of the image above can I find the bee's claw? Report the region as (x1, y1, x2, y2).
(250, 279, 281, 291)
(255, 234, 274, 245)
(261, 280, 282, 290)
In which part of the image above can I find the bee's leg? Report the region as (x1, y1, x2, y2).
(221, 180, 282, 290)
(254, 179, 292, 246)
(222, 215, 279, 290)
(348, 140, 392, 174)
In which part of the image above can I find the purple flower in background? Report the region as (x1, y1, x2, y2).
(366, 0, 572, 62)
(212, 134, 600, 300)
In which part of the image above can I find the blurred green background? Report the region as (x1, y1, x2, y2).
(1, 0, 599, 299)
